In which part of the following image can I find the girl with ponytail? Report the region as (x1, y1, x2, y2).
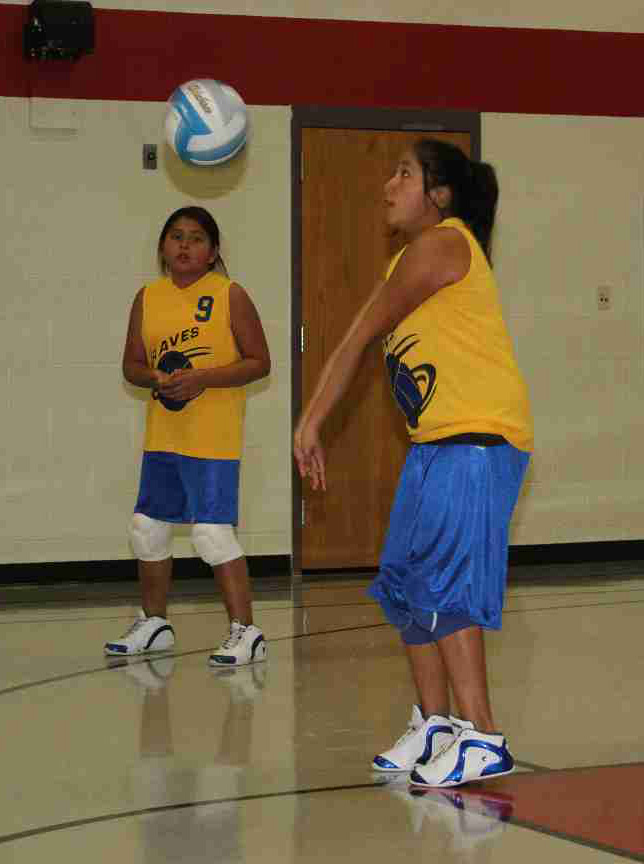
(295, 138, 532, 789)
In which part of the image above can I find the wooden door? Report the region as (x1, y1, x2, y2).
(301, 128, 471, 569)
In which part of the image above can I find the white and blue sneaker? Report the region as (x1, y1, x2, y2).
(104, 610, 175, 656)
(208, 620, 267, 667)
(373, 705, 455, 773)
(410, 726, 515, 788)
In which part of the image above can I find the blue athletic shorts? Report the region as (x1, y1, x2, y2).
(134, 451, 240, 524)
(368, 441, 530, 639)
(400, 614, 476, 645)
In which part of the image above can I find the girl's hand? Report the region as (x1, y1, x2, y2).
(294, 421, 327, 491)
(152, 369, 172, 389)
(157, 369, 205, 402)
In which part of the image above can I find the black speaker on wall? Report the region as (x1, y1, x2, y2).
(24, 0, 94, 60)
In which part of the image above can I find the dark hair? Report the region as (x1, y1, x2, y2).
(157, 206, 228, 275)
(413, 139, 499, 264)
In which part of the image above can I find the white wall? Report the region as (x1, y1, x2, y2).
(486, 113, 644, 543)
(1, 97, 291, 563)
(5, 101, 644, 562)
(3, 0, 644, 33)
(4, 1, 644, 562)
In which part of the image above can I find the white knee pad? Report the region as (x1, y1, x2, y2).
(192, 523, 243, 567)
(128, 513, 173, 562)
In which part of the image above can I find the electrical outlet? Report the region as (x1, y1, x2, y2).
(143, 143, 157, 170)
(597, 286, 611, 310)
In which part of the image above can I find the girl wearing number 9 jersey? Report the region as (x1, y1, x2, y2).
(105, 207, 271, 667)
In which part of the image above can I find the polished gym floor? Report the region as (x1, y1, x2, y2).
(1, 561, 643, 863)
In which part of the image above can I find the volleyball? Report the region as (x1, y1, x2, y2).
(165, 79, 248, 166)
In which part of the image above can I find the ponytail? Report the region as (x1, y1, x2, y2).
(413, 139, 499, 265)
(463, 161, 498, 265)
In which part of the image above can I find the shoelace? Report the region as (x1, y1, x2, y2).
(394, 720, 420, 747)
(432, 730, 461, 761)
(219, 623, 246, 650)
(121, 617, 146, 639)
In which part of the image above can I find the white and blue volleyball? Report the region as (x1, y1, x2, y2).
(165, 79, 248, 166)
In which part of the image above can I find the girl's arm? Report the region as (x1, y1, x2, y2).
(294, 227, 469, 489)
(122, 288, 168, 389)
(227, 282, 271, 384)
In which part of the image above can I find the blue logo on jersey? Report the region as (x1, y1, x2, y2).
(152, 347, 210, 412)
(384, 334, 436, 428)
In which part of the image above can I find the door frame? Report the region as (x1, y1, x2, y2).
(291, 106, 481, 576)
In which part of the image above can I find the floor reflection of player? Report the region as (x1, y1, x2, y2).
(123, 661, 265, 863)
(382, 776, 514, 851)
(121, 658, 176, 808)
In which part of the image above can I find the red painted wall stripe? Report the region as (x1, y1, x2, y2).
(2, 4, 644, 116)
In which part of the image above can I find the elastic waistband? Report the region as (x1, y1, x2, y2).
(430, 433, 507, 447)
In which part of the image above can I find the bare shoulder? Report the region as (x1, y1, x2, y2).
(229, 281, 262, 323)
(407, 225, 470, 286)
(128, 286, 145, 318)
(228, 281, 247, 301)
(229, 281, 255, 313)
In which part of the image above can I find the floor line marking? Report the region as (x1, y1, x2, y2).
(514, 759, 549, 772)
(0, 622, 389, 697)
(508, 817, 644, 863)
(4, 594, 643, 629)
(3, 775, 644, 862)
(0, 781, 387, 845)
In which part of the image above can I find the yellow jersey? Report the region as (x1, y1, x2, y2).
(140, 271, 245, 460)
(383, 218, 533, 452)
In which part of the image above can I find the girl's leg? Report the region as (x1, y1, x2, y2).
(436, 625, 495, 732)
(140, 557, 173, 618)
(105, 557, 174, 655)
(213, 556, 253, 625)
(405, 641, 450, 718)
(208, 556, 266, 667)
(408, 628, 514, 788)
(373, 638, 453, 772)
